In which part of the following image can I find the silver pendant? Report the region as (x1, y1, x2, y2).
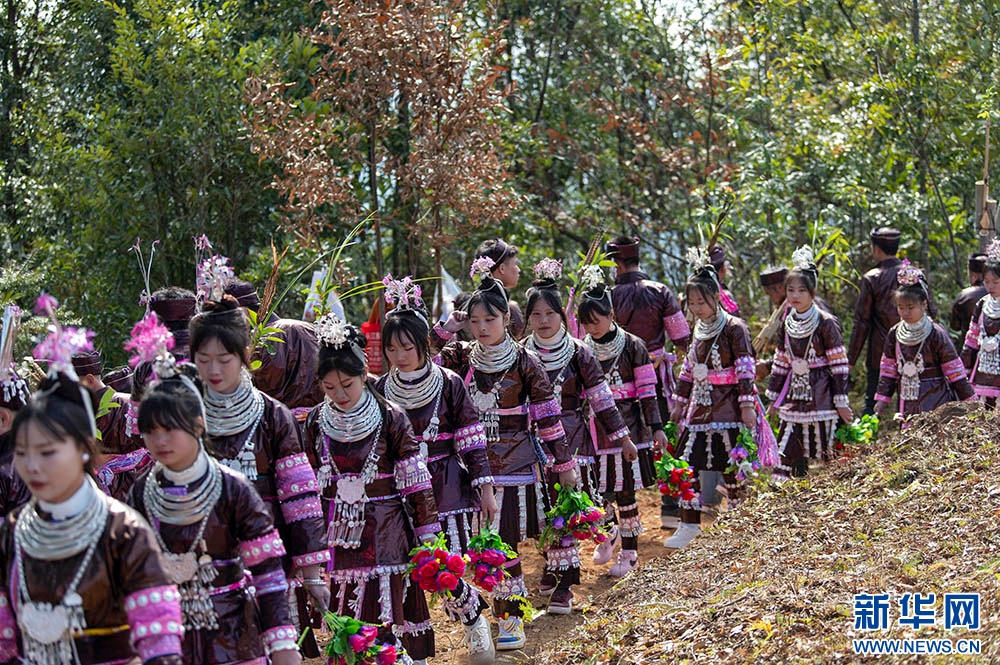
(336, 475, 367, 505)
(791, 358, 809, 375)
(692, 363, 709, 381)
(163, 551, 199, 585)
(982, 336, 999, 353)
(901, 361, 920, 378)
(471, 388, 497, 413)
(19, 601, 70, 644)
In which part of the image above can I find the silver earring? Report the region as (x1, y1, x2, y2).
(82, 453, 91, 463)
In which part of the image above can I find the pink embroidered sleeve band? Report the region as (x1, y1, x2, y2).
(280, 494, 323, 524)
(0, 592, 17, 661)
(262, 625, 300, 655)
(455, 422, 488, 454)
(734, 356, 756, 381)
(126, 585, 184, 661)
(943, 357, 967, 383)
(275, 452, 321, 500)
(292, 549, 331, 568)
(528, 398, 562, 420)
(550, 459, 578, 473)
(663, 310, 691, 342)
(433, 323, 455, 341)
(585, 381, 617, 413)
(634, 363, 657, 387)
(537, 421, 566, 442)
(965, 321, 981, 349)
(251, 568, 289, 596)
(240, 530, 287, 568)
(395, 455, 433, 494)
(879, 354, 899, 379)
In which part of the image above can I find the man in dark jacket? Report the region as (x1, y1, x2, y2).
(950, 253, 988, 347)
(847, 227, 936, 414)
(608, 235, 690, 528)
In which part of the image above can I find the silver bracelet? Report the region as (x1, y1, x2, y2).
(302, 577, 326, 587)
(266, 639, 300, 655)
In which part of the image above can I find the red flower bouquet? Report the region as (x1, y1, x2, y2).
(322, 612, 402, 665)
(538, 482, 607, 551)
(465, 526, 516, 592)
(407, 534, 465, 601)
(654, 450, 696, 502)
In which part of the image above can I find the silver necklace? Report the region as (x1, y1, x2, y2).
(384, 363, 443, 411)
(143, 451, 222, 631)
(319, 388, 382, 443)
(469, 334, 519, 374)
(784, 304, 820, 339)
(203, 370, 265, 437)
(983, 295, 1000, 320)
(586, 325, 626, 362)
(693, 307, 728, 341)
(15, 477, 108, 664)
(324, 423, 382, 550)
(896, 315, 932, 347)
(527, 328, 576, 403)
(526, 327, 575, 373)
(16, 477, 106, 560)
(384, 364, 443, 455)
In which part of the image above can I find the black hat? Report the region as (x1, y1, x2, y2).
(870, 227, 902, 253)
(708, 246, 726, 270)
(71, 350, 104, 378)
(759, 266, 788, 287)
(969, 253, 988, 273)
(223, 280, 261, 309)
(606, 237, 640, 262)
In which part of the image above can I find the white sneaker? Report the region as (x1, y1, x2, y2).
(663, 522, 701, 549)
(608, 549, 638, 577)
(592, 525, 619, 565)
(462, 614, 496, 664)
(496, 616, 525, 650)
(660, 513, 680, 529)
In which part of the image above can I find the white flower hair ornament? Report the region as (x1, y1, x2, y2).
(896, 259, 924, 287)
(685, 246, 711, 271)
(791, 245, 816, 271)
(579, 265, 606, 290)
(987, 239, 1000, 264)
(315, 313, 367, 364)
(533, 258, 563, 281)
(469, 256, 496, 280)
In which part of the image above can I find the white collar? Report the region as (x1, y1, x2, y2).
(39, 476, 94, 520)
(162, 447, 209, 485)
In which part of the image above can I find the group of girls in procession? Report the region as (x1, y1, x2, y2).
(0, 227, 995, 665)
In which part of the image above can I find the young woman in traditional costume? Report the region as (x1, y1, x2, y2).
(876, 261, 975, 421)
(575, 267, 660, 576)
(302, 315, 440, 664)
(523, 260, 636, 600)
(373, 275, 495, 664)
(433, 260, 576, 648)
(765, 247, 853, 477)
(128, 318, 301, 664)
(961, 241, 1000, 407)
(668, 250, 771, 549)
(188, 297, 330, 653)
(0, 308, 184, 665)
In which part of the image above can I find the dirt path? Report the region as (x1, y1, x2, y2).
(306, 487, 717, 664)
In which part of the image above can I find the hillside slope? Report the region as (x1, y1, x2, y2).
(535, 402, 999, 664)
